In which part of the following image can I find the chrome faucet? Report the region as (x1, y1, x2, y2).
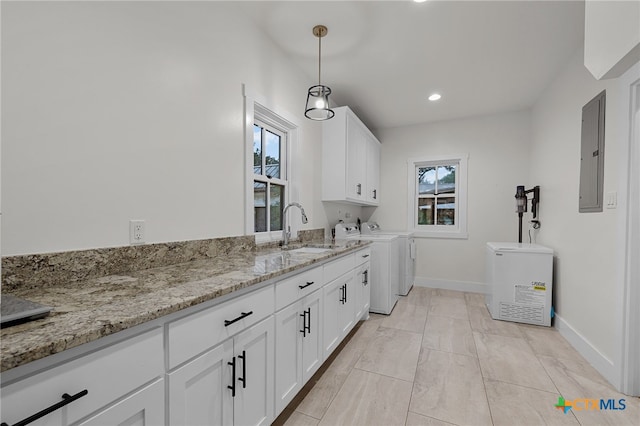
(282, 202, 308, 249)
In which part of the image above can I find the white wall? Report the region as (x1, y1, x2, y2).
(371, 110, 531, 289)
(1, 2, 327, 255)
(530, 46, 631, 377)
(584, 0, 640, 79)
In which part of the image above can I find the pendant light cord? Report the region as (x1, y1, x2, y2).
(318, 33, 322, 86)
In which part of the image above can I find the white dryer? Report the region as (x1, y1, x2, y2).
(335, 223, 399, 314)
(361, 222, 415, 296)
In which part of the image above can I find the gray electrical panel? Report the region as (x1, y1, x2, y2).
(579, 90, 606, 213)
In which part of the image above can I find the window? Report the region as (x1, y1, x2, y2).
(243, 84, 299, 242)
(408, 155, 468, 238)
(253, 120, 287, 233)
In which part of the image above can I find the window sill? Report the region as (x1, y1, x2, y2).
(411, 230, 468, 240)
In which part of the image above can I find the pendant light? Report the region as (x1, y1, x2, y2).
(305, 25, 335, 121)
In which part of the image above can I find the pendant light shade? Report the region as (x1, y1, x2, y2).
(305, 25, 334, 121)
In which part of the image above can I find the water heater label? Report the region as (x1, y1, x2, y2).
(514, 283, 546, 306)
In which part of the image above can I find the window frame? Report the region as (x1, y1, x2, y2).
(244, 85, 299, 244)
(407, 154, 468, 239)
(253, 119, 287, 235)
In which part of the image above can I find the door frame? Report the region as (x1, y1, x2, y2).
(617, 66, 640, 396)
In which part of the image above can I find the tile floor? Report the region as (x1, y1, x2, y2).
(273, 287, 640, 426)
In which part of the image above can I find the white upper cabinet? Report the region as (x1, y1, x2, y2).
(322, 106, 381, 206)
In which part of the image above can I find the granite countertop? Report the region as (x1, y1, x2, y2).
(0, 240, 370, 372)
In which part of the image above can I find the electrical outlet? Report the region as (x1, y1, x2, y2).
(130, 220, 145, 245)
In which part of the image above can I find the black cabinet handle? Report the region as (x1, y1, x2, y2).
(363, 270, 369, 286)
(306, 307, 311, 334)
(340, 284, 347, 304)
(1, 389, 88, 426)
(300, 311, 307, 337)
(373, 189, 377, 199)
(228, 357, 236, 397)
(356, 183, 362, 195)
(298, 281, 315, 290)
(362, 254, 370, 258)
(224, 311, 253, 327)
(238, 350, 247, 389)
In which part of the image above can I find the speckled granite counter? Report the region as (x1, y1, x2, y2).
(0, 240, 370, 372)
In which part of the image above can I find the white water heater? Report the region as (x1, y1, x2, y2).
(485, 242, 553, 327)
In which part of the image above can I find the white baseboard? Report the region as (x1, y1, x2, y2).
(415, 276, 489, 294)
(554, 314, 618, 388)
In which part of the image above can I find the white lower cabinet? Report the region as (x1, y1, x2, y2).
(323, 271, 355, 359)
(1, 248, 370, 426)
(274, 288, 323, 414)
(354, 248, 372, 321)
(354, 262, 371, 321)
(0, 328, 164, 426)
(301, 291, 323, 383)
(168, 316, 274, 426)
(168, 339, 234, 426)
(233, 316, 274, 426)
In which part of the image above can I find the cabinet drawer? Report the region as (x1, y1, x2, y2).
(0, 327, 163, 426)
(354, 248, 371, 266)
(168, 284, 274, 369)
(324, 254, 355, 283)
(275, 267, 323, 311)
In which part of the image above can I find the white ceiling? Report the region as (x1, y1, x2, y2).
(238, 0, 585, 131)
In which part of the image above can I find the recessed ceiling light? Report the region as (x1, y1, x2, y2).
(428, 93, 442, 101)
(413, 0, 428, 3)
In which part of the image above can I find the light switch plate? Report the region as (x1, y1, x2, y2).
(606, 192, 617, 209)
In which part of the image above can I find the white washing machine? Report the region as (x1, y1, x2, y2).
(335, 223, 400, 314)
(486, 242, 554, 327)
(361, 222, 415, 296)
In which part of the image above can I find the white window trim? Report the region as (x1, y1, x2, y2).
(243, 84, 299, 244)
(407, 154, 468, 239)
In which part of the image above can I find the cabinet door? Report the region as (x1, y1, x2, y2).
(363, 263, 371, 315)
(322, 277, 342, 358)
(354, 263, 371, 321)
(168, 339, 234, 426)
(366, 137, 381, 204)
(274, 301, 303, 415)
(301, 289, 324, 383)
(77, 379, 164, 426)
(339, 274, 356, 337)
(233, 316, 275, 426)
(345, 115, 366, 201)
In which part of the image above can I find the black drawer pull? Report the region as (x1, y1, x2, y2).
(1, 389, 88, 426)
(228, 357, 236, 397)
(306, 307, 311, 334)
(224, 311, 253, 327)
(362, 254, 370, 258)
(363, 270, 369, 285)
(298, 281, 315, 290)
